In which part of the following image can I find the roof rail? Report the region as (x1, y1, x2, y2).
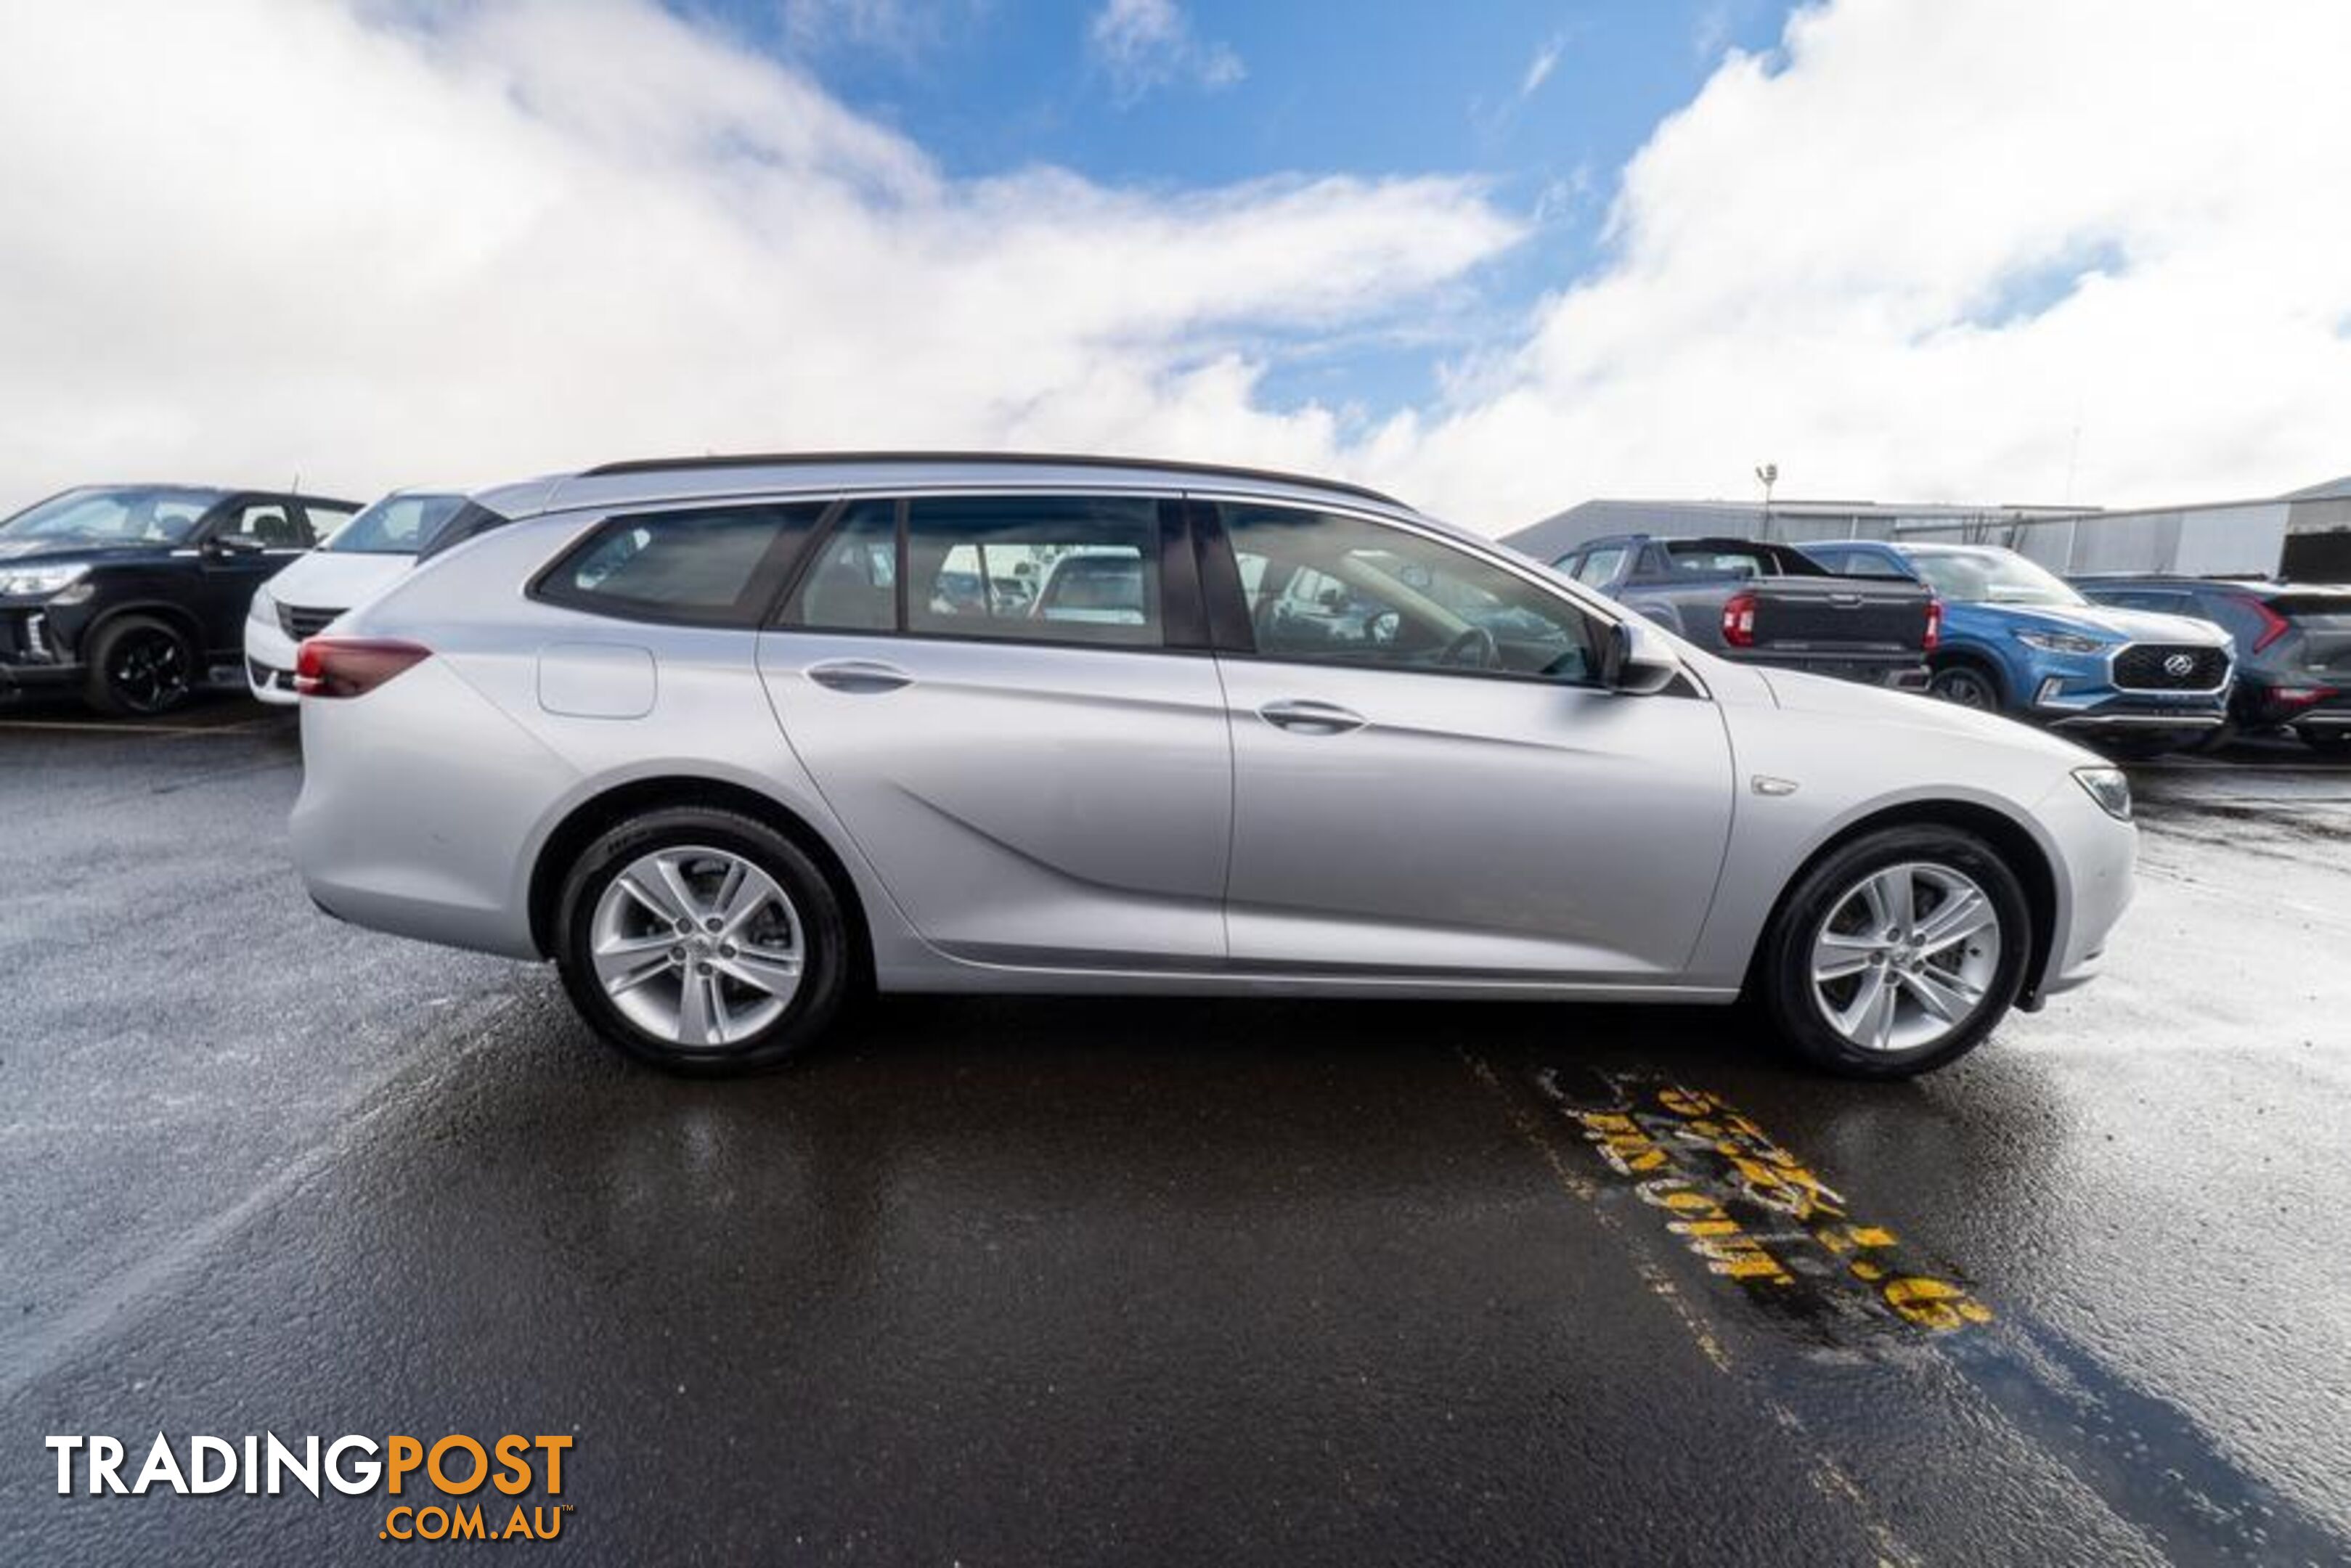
(575, 450, 1407, 507)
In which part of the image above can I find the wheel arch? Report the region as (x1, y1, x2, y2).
(78, 600, 208, 662)
(1745, 798, 2059, 1008)
(1927, 643, 2008, 695)
(526, 775, 874, 985)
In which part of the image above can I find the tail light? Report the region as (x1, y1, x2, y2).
(295, 637, 433, 698)
(2236, 595, 2291, 653)
(1923, 597, 1943, 653)
(1721, 590, 1758, 648)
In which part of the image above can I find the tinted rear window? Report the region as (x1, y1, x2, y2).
(535, 502, 828, 626)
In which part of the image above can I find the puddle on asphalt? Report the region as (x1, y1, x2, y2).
(1533, 1068, 1994, 1344)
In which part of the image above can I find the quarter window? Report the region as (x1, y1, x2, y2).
(1220, 505, 1601, 682)
(1573, 545, 1629, 587)
(537, 502, 826, 626)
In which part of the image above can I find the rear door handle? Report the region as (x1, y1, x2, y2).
(1258, 699, 1366, 735)
(807, 658, 913, 694)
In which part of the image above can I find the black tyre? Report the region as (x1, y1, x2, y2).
(1758, 825, 2031, 1079)
(554, 806, 852, 1075)
(1926, 660, 2002, 711)
(83, 614, 196, 716)
(2297, 727, 2351, 759)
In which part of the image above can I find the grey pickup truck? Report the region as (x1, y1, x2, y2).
(1550, 534, 1936, 690)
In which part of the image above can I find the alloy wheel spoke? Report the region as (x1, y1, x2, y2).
(1873, 867, 1917, 938)
(712, 948, 800, 997)
(1915, 889, 1996, 955)
(677, 965, 719, 1045)
(651, 854, 706, 928)
(1832, 966, 1892, 1045)
(1900, 963, 1982, 1023)
(597, 951, 672, 997)
(614, 871, 684, 926)
(717, 867, 779, 938)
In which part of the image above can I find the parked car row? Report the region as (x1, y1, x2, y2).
(1797, 540, 2235, 757)
(1547, 529, 2350, 759)
(0, 483, 513, 714)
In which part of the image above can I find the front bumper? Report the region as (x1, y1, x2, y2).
(1, 603, 83, 692)
(244, 612, 301, 706)
(2026, 771, 2139, 1005)
(2024, 641, 2232, 732)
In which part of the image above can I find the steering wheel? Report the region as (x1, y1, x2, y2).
(1440, 624, 1499, 669)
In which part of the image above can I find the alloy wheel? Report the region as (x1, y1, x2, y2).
(588, 845, 806, 1049)
(1931, 669, 1995, 709)
(1809, 861, 2003, 1054)
(110, 629, 190, 713)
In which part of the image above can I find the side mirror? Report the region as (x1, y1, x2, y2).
(206, 533, 266, 558)
(1600, 616, 1682, 695)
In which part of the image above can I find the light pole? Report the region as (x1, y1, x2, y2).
(1754, 462, 1778, 541)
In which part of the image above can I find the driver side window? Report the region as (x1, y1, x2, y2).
(1219, 505, 1601, 683)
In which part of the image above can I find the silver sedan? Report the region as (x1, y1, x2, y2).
(290, 454, 2136, 1079)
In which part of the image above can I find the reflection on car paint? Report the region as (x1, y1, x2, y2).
(1538, 1070, 1994, 1335)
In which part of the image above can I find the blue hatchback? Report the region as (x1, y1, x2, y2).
(1798, 540, 2234, 751)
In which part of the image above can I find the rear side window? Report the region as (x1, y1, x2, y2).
(535, 502, 826, 626)
(781, 494, 1171, 649)
(908, 496, 1162, 648)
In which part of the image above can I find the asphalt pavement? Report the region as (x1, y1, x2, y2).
(1, 693, 2347, 1565)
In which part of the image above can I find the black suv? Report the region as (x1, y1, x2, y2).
(0, 484, 361, 714)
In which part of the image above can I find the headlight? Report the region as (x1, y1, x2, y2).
(0, 563, 89, 600)
(2074, 766, 2132, 822)
(248, 583, 277, 621)
(2016, 629, 2110, 656)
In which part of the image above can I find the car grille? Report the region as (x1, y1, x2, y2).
(277, 603, 342, 640)
(2112, 643, 2228, 692)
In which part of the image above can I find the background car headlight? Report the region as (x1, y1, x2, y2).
(0, 563, 90, 599)
(2074, 766, 2132, 822)
(2015, 629, 2110, 656)
(248, 583, 277, 622)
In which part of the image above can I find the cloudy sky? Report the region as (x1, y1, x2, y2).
(2, 0, 2347, 532)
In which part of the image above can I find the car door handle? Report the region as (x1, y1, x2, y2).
(1258, 699, 1366, 735)
(807, 658, 913, 694)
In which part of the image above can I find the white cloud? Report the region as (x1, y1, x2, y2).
(1, 0, 2349, 536)
(1087, 0, 1244, 104)
(1519, 35, 1563, 101)
(0, 0, 1498, 509)
(1372, 0, 2351, 526)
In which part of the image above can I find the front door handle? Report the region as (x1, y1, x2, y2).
(807, 658, 913, 694)
(1258, 699, 1366, 735)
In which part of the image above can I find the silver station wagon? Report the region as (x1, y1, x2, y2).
(290, 454, 2137, 1079)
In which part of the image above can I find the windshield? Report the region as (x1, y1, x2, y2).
(326, 492, 468, 555)
(1908, 549, 2085, 607)
(0, 486, 221, 547)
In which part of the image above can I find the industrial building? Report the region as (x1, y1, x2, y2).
(1506, 474, 2351, 581)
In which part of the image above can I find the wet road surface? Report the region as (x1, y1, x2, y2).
(2, 695, 2347, 1564)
